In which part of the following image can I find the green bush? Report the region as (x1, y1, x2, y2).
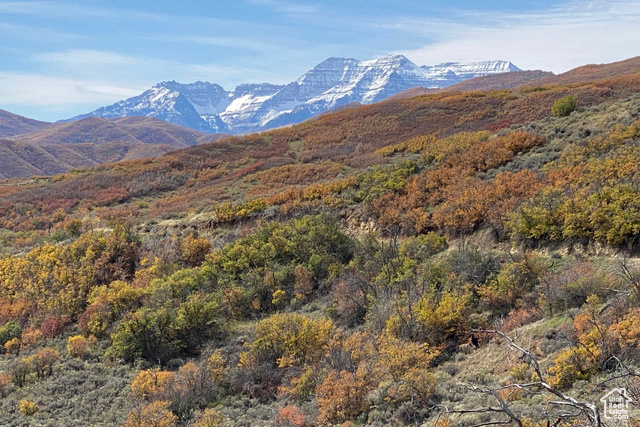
(0, 320, 22, 347)
(552, 95, 577, 117)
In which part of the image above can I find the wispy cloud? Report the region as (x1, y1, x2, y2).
(0, 72, 142, 107)
(0, 1, 52, 14)
(248, 0, 319, 15)
(33, 49, 141, 69)
(28, 48, 279, 85)
(0, 22, 82, 42)
(394, 0, 640, 72)
(144, 35, 276, 53)
(0, 1, 287, 30)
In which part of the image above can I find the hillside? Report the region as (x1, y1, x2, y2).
(1, 58, 640, 427)
(523, 55, 640, 87)
(389, 70, 555, 100)
(0, 109, 51, 138)
(2, 62, 638, 204)
(5, 56, 638, 180)
(0, 116, 226, 178)
(392, 55, 640, 101)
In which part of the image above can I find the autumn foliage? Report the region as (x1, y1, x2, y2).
(2, 65, 640, 427)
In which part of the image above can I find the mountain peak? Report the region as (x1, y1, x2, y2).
(155, 80, 226, 91)
(155, 80, 179, 89)
(477, 59, 521, 72)
(367, 54, 411, 64)
(297, 57, 361, 85)
(312, 57, 360, 67)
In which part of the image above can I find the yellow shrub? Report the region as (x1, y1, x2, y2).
(248, 313, 333, 368)
(547, 345, 598, 389)
(509, 363, 531, 382)
(4, 337, 20, 355)
(122, 400, 177, 427)
(67, 335, 88, 358)
(207, 349, 227, 383)
(18, 399, 38, 416)
(130, 369, 176, 399)
(192, 408, 226, 427)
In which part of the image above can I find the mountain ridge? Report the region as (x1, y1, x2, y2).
(520, 55, 640, 87)
(6, 55, 640, 180)
(71, 55, 521, 134)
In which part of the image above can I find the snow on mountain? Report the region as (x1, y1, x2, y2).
(221, 83, 286, 131)
(296, 57, 362, 100)
(72, 56, 521, 134)
(421, 60, 521, 86)
(75, 81, 230, 133)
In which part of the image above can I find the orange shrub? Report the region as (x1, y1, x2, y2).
(316, 369, 373, 426)
(91, 186, 129, 206)
(275, 405, 307, 427)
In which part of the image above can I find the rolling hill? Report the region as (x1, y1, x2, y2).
(521, 54, 640, 87)
(0, 115, 227, 178)
(0, 109, 51, 138)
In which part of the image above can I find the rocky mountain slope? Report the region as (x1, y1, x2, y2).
(73, 55, 520, 134)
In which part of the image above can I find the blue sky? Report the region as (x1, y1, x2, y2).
(1, 0, 639, 121)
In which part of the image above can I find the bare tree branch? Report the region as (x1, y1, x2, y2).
(470, 329, 602, 427)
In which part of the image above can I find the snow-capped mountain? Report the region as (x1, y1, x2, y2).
(75, 81, 231, 133)
(73, 55, 520, 134)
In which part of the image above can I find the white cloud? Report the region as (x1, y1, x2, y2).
(0, 72, 143, 107)
(33, 50, 141, 69)
(144, 35, 279, 53)
(395, 0, 640, 73)
(27, 48, 283, 87)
